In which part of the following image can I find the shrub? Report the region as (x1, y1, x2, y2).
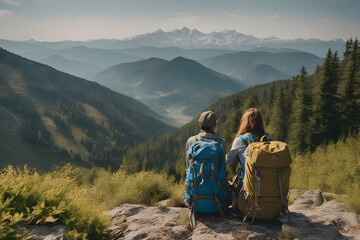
(0, 164, 183, 239)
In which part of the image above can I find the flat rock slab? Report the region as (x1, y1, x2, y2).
(108, 190, 360, 240)
(107, 204, 191, 240)
(15, 223, 66, 240)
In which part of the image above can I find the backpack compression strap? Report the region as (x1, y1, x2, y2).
(252, 166, 262, 224)
(278, 166, 289, 213)
(190, 157, 197, 230)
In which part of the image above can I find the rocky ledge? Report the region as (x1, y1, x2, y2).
(16, 190, 360, 239)
(107, 190, 360, 240)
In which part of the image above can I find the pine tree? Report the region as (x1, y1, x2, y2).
(329, 51, 341, 140)
(310, 49, 341, 146)
(121, 149, 140, 174)
(268, 86, 287, 141)
(344, 38, 353, 59)
(142, 157, 149, 171)
(339, 38, 360, 136)
(288, 66, 311, 153)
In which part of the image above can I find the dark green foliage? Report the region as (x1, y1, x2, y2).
(20, 121, 52, 145)
(287, 67, 312, 152)
(310, 49, 341, 147)
(0, 93, 41, 123)
(268, 86, 287, 141)
(339, 38, 360, 136)
(52, 114, 73, 139)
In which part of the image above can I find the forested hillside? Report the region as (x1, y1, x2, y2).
(0, 48, 174, 171)
(120, 39, 360, 184)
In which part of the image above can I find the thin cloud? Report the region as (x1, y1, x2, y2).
(177, 12, 187, 16)
(221, 11, 278, 20)
(168, 12, 199, 23)
(264, 14, 280, 20)
(0, 9, 13, 17)
(2, 0, 21, 6)
(221, 11, 250, 19)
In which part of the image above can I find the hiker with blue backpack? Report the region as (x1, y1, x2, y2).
(185, 111, 226, 173)
(226, 108, 292, 223)
(184, 111, 230, 230)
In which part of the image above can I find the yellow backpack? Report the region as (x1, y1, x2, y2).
(237, 136, 292, 223)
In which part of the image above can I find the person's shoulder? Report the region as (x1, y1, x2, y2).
(232, 135, 245, 145)
(187, 135, 196, 142)
(186, 135, 198, 146)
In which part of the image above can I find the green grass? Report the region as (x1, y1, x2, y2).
(0, 165, 182, 239)
(290, 133, 360, 214)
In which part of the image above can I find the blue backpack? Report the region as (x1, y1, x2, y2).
(184, 140, 230, 229)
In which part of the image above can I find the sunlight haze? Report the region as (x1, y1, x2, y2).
(0, 0, 359, 41)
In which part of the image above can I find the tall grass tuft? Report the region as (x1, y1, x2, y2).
(291, 133, 360, 214)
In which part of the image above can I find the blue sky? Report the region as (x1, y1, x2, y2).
(0, 0, 359, 41)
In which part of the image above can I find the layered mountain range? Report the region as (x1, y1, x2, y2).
(0, 28, 329, 128)
(95, 57, 246, 126)
(0, 28, 344, 57)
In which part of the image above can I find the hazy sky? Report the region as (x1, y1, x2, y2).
(0, 0, 359, 41)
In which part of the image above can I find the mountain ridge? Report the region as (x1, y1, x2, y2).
(0, 47, 174, 171)
(0, 28, 345, 57)
(39, 54, 100, 79)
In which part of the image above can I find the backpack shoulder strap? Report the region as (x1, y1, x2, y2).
(238, 133, 256, 146)
(196, 132, 223, 144)
(214, 136, 223, 144)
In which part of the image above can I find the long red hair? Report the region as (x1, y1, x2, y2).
(234, 108, 265, 140)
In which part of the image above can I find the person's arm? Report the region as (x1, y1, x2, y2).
(217, 144, 226, 170)
(220, 139, 226, 154)
(226, 137, 247, 166)
(185, 137, 194, 174)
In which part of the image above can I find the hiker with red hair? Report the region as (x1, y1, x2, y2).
(226, 108, 272, 179)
